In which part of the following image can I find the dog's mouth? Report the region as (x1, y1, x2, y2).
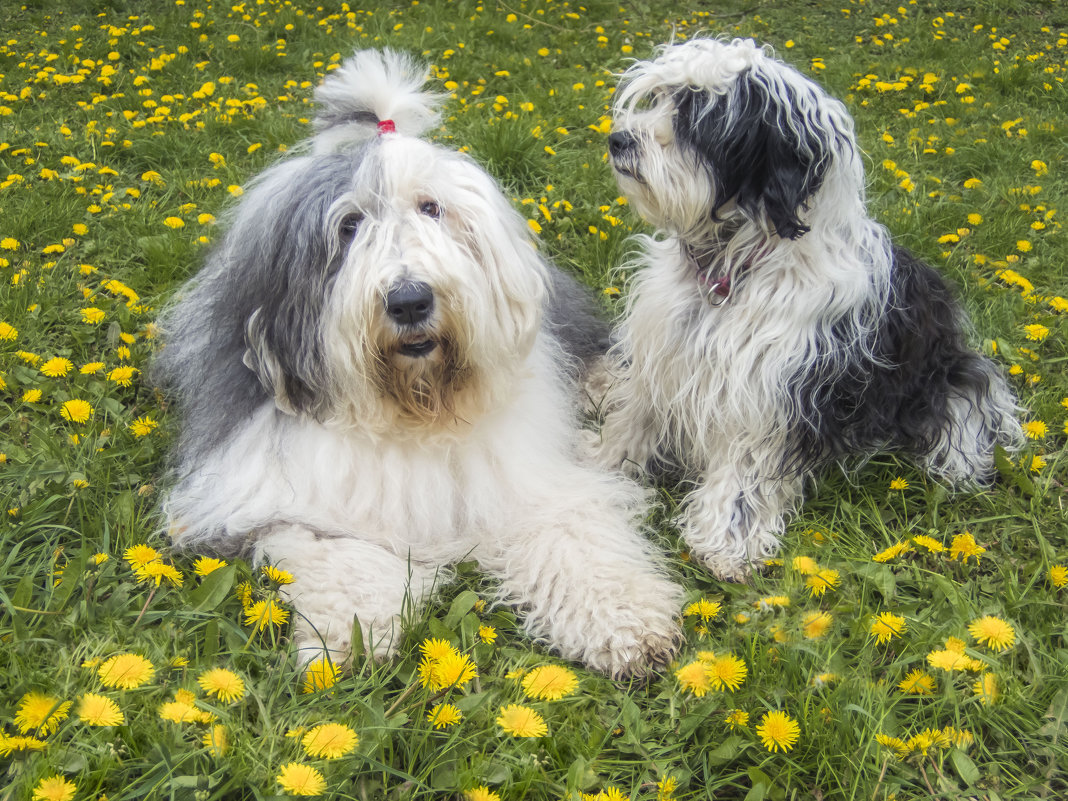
(398, 339, 438, 358)
(610, 160, 643, 184)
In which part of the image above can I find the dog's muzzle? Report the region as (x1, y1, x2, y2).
(385, 280, 438, 357)
(607, 131, 640, 179)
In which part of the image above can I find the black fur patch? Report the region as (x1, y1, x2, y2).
(673, 72, 832, 239)
(784, 247, 997, 476)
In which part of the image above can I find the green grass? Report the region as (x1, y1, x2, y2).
(1, 0, 1066, 798)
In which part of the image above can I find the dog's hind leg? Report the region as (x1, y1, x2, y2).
(254, 525, 441, 666)
(918, 357, 1022, 485)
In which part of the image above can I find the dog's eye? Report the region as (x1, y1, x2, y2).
(339, 212, 364, 241)
(418, 200, 441, 219)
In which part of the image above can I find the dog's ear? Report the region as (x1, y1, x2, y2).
(675, 70, 831, 239)
(219, 155, 356, 416)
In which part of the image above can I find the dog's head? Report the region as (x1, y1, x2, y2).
(609, 38, 856, 239)
(179, 51, 548, 432)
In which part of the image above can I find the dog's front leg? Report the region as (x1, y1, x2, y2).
(482, 493, 682, 679)
(679, 459, 798, 581)
(597, 378, 662, 478)
(254, 525, 440, 665)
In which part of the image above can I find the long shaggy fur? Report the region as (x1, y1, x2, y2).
(156, 49, 682, 677)
(599, 37, 1022, 580)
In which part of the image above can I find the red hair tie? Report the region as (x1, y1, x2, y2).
(377, 119, 396, 135)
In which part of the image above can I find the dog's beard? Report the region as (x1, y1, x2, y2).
(372, 330, 474, 425)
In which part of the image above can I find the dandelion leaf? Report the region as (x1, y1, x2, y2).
(994, 444, 1035, 496)
(950, 749, 980, 786)
(444, 589, 479, 629)
(189, 564, 236, 612)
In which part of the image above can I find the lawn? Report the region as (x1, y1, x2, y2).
(0, 0, 1065, 799)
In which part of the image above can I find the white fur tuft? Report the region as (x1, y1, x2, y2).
(312, 49, 445, 152)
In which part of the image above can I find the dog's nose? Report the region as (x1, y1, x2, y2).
(607, 131, 635, 158)
(385, 281, 434, 326)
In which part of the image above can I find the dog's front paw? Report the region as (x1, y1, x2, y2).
(574, 581, 683, 679)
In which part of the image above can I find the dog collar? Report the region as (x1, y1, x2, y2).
(684, 242, 733, 305)
(377, 119, 396, 135)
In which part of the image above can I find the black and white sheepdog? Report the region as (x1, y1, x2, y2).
(598, 38, 1022, 580)
(156, 49, 682, 677)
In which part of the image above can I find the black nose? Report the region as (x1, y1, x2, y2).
(608, 131, 635, 158)
(385, 281, 434, 326)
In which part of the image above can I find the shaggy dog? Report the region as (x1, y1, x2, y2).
(598, 38, 1021, 580)
(156, 49, 682, 677)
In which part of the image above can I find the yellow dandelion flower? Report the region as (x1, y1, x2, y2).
(756, 710, 800, 752)
(198, 668, 245, 703)
(791, 555, 819, 575)
(262, 565, 295, 585)
(420, 638, 457, 662)
(802, 610, 833, 639)
(911, 534, 946, 553)
(725, 709, 749, 729)
(40, 357, 74, 377)
(465, 787, 501, 801)
(107, 365, 138, 387)
(497, 704, 547, 737)
(60, 399, 93, 423)
(427, 702, 463, 729)
(134, 560, 184, 588)
(968, 615, 1015, 652)
(889, 477, 909, 490)
(875, 732, 909, 758)
(873, 540, 912, 562)
(163, 216, 185, 228)
(754, 595, 790, 609)
(22, 389, 42, 403)
(276, 762, 326, 796)
(897, 669, 936, 695)
(683, 598, 722, 621)
(806, 568, 840, 597)
(0, 321, 17, 340)
(972, 672, 999, 705)
(81, 307, 106, 324)
(522, 664, 579, 700)
(76, 693, 125, 726)
(302, 722, 358, 759)
(193, 556, 227, 576)
(303, 656, 340, 693)
(129, 415, 158, 437)
(159, 695, 212, 725)
(927, 649, 983, 672)
(429, 651, 478, 690)
(949, 532, 986, 563)
(203, 724, 229, 756)
(675, 660, 711, 697)
(98, 653, 155, 689)
(706, 653, 747, 691)
(244, 598, 290, 630)
(32, 776, 77, 801)
(1022, 420, 1047, 439)
(1049, 565, 1068, 588)
(124, 543, 160, 568)
(1024, 324, 1049, 341)
(478, 624, 497, 644)
(656, 776, 679, 801)
(80, 361, 104, 374)
(870, 612, 906, 644)
(15, 693, 71, 735)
